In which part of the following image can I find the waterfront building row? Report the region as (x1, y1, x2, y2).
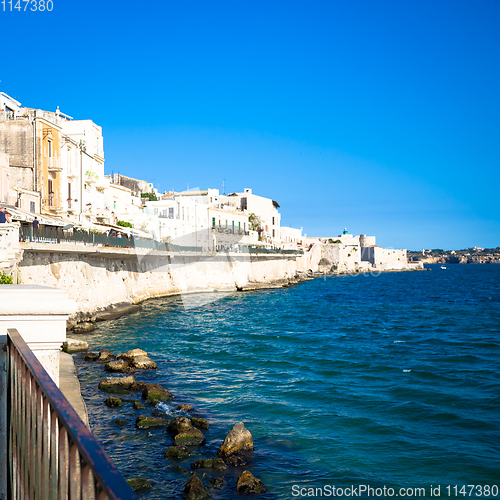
(0, 91, 303, 250)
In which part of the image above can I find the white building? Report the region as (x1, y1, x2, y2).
(280, 226, 303, 249)
(222, 188, 281, 247)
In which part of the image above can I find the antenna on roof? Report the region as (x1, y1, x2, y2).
(222, 179, 225, 195)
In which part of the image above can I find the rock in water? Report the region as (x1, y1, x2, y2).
(120, 348, 148, 360)
(191, 458, 226, 471)
(211, 477, 226, 489)
(190, 417, 209, 430)
(62, 338, 88, 354)
(105, 397, 123, 408)
(84, 352, 98, 361)
(178, 404, 193, 412)
(168, 416, 193, 434)
(104, 359, 132, 373)
(72, 322, 95, 333)
(97, 349, 116, 362)
(164, 446, 190, 459)
(133, 401, 145, 410)
(141, 383, 173, 402)
(217, 422, 253, 457)
(236, 470, 266, 494)
(130, 355, 157, 370)
(174, 428, 206, 446)
(135, 416, 170, 429)
(224, 454, 247, 467)
(183, 475, 209, 500)
(126, 478, 152, 492)
(98, 375, 136, 393)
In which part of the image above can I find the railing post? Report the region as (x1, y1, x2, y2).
(0, 326, 7, 500)
(0, 285, 77, 499)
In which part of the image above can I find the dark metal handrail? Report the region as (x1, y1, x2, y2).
(7, 328, 138, 500)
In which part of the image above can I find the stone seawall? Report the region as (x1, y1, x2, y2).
(18, 243, 321, 323)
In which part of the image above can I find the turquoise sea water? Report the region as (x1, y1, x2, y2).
(74, 264, 500, 499)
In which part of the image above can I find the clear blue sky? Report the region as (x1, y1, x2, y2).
(1, 0, 499, 249)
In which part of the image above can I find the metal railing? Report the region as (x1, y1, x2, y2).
(47, 158, 62, 171)
(18, 226, 303, 255)
(7, 328, 138, 500)
(19, 225, 202, 252)
(246, 247, 304, 255)
(211, 226, 249, 235)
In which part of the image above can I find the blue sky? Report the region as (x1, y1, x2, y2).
(1, 0, 499, 249)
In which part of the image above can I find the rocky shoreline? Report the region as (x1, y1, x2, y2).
(64, 339, 268, 497)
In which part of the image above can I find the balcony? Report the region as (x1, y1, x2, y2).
(47, 157, 62, 172)
(45, 195, 64, 213)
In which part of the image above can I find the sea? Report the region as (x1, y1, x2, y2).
(73, 264, 500, 499)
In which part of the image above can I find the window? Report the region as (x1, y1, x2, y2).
(212, 217, 216, 227)
(273, 229, 275, 237)
(48, 180, 53, 206)
(169, 207, 174, 219)
(272, 217, 274, 225)
(30, 201, 35, 213)
(48, 140, 53, 158)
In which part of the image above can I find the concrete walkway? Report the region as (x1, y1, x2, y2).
(59, 352, 89, 427)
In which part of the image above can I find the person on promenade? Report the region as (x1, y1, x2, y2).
(33, 217, 39, 229)
(0, 207, 6, 223)
(5, 212, 12, 223)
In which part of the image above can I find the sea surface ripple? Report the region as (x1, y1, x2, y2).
(74, 264, 500, 499)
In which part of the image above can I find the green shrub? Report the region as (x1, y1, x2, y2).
(117, 220, 133, 228)
(141, 193, 158, 201)
(0, 271, 14, 284)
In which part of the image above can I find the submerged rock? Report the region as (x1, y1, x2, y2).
(130, 355, 157, 370)
(191, 458, 226, 471)
(105, 397, 123, 408)
(210, 477, 226, 489)
(224, 454, 247, 467)
(164, 445, 190, 459)
(178, 404, 193, 412)
(217, 422, 253, 457)
(62, 338, 88, 354)
(190, 417, 209, 430)
(98, 375, 136, 393)
(172, 465, 191, 475)
(183, 475, 210, 500)
(174, 428, 206, 446)
(136, 416, 170, 429)
(105, 359, 132, 373)
(141, 383, 173, 402)
(236, 470, 266, 494)
(133, 401, 146, 410)
(126, 478, 152, 492)
(114, 419, 128, 426)
(84, 352, 99, 361)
